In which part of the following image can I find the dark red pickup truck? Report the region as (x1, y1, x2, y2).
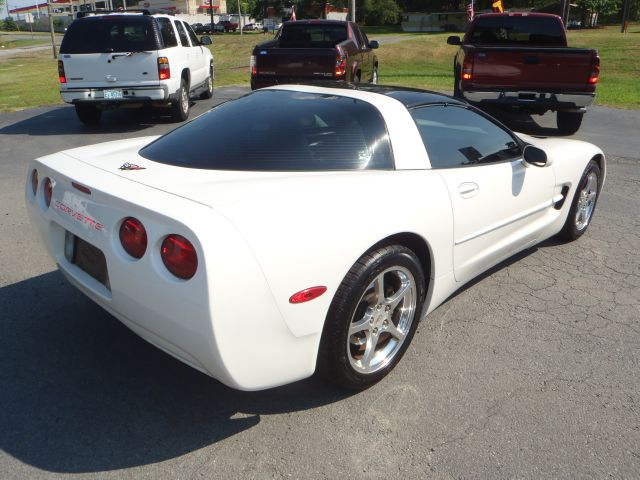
(250, 20, 379, 90)
(447, 13, 600, 134)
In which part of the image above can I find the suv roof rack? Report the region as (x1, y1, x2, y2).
(76, 9, 151, 18)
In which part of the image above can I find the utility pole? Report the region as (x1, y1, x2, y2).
(209, 0, 213, 32)
(621, 0, 630, 32)
(237, 0, 242, 35)
(46, 0, 57, 59)
(350, 0, 355, 22)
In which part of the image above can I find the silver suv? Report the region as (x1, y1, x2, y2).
(58, 10, 214, 125)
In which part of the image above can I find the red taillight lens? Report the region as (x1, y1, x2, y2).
(588, 52, 600, 85)
(158, 57, 170, 80)
(119, 217, 147, 259)
(334, 46, 347, 78)
(44, 177, 53, 207)
(462, 54, 474, 81)
(289, 286, 327, 304)
(31, 169, 38, 196)
(58, 60, 66, 83)
(161, 235, 197, 280)
(250, 55, 257, 76)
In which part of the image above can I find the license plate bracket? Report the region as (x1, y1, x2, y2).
(67, 233, 110, 289)
(103, 89, 124, 100)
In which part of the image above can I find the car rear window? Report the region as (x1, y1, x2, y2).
(139, 90, 393, 171)
(60, 16, 159, 54)
(279, 24, 348, 48)
(468, 16, 565, 45)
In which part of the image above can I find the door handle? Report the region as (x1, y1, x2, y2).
(458, 182, 479, 198)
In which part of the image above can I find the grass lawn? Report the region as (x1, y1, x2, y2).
(0, 37, 50, 49)
(0, 25, 638, 113)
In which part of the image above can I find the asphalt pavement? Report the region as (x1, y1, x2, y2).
(0, 88, 639, 479)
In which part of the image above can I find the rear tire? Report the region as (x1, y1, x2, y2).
(558, 160, 601, 241)
(200, 67, 214, 99)
(557, 111, 584, 135)
(75, 104, 101, 125)
(453, 71, 463, 99)
(370, 65, 378, 84)
(317, 245, 426, 390)
(171, 79, 190, 122)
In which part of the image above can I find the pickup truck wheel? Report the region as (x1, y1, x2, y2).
(453, 72, 463, 99)
(370, 66, 378, 84)
(558, 160, 601, 241)
(75, 104, 101, 125)
(200, 68, 214, 99)
(172, 79, 190, 122)
(557, 111, 584, 135)
(317, 245, 425, 390)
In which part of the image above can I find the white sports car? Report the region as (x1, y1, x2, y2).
(26, 84, 604, 391)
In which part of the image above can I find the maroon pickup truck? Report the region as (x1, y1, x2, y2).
(447, 13, 600, 134)
(250, 20, 379, 90)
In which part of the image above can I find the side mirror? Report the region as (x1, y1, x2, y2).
(447, 35, 461, 45)
(369, 40, 379, 49)
(200, 36, 212, 46)
(523, 145, 549, 167)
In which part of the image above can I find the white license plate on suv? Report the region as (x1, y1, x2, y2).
(103, 89, 123, 100)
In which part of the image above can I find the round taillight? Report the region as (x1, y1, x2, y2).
(31, 169, 38, 196)
(119, 217, 148, 259)
(44, 177, 53, 207)
(161, 234, 197, 280)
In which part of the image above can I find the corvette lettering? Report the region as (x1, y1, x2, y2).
(54, 200, 104, 231)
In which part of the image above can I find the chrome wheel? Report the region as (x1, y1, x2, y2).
(180, 86, 189, 114)
(347, 266, 417, 374)
(371, 67, 378, 84)
(575, 171, 598, 231)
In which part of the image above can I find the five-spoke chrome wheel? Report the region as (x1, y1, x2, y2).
(347, 266, 417, 374)
(575, 171, 598, 231)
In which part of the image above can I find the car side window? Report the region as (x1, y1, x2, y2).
(186, 23, 200, 46)
(174, 21, 190, 47)
(157, 18, 178, 48)
(410, 105, 522, 168)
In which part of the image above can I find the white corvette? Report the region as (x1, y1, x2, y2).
(25, 84, 605, 391)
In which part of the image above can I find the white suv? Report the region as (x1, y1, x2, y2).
(58, 10, 214, 125)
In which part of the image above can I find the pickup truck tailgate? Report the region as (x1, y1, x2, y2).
(256, 48, 336, 79)
(472, 47, 596, 91)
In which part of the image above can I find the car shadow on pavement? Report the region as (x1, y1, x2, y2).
(484, 109, 566, 137)
(0, 105, 180, 137)
(0, 271, 353, 474)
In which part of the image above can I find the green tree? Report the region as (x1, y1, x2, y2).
(576, 0, 622, 24)
(359, 0, 401, 24)
(3, 16, 19, 31)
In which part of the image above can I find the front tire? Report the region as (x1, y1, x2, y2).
(318, 245, 426, 390)
(558, 160, 601, 241)
(557, 111, 584, 135)
(171, 79, 190, 122)
(453, 70, 462, 99)
(370, 65, 378, 84)
(200, 67, 214, 99)
(75, 104, 101, 125)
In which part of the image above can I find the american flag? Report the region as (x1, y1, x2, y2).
(466, 0, 474, 23)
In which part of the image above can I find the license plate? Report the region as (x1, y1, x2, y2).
(68, 233, 110, 289)
(103, 89, 123, 99)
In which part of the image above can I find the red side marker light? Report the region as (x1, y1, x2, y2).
(289, 286, 327, 304)
(71, 181, 91, 195)
(44, 178, 53, 207)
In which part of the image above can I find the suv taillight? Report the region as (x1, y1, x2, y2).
(250, 55, 257, 76)
(462, 53, 474, 81)
(588, 52, 600, 85)
(158, 57, 170, 80)
(161, 234, 197, 280)
(58, 60, 66, 83)
(334, 45, 347, 78)
(119, 217, 147, 259)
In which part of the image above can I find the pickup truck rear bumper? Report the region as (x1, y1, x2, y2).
(463, 90, 595, 112)
(251, 75, 340, 90)
(61, 85, 169, 104)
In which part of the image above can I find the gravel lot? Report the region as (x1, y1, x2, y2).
(1, 88, 639, 479)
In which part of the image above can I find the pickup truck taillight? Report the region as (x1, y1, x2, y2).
(588, 52, 600, 85)
(334, 45, 347, 78)
(158, 57, 170, 80)
(57, 60, 66, 84)
(250, 55, 257, 76)
(461, 54, 474, 82)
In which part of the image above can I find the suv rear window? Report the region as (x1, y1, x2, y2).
(139, 90, 393, 171)
(468, 16, 565, 45)
(60, 16, 159, 54)
(279, 24, 348, 48)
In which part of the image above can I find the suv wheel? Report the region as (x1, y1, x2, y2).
(75, 104, 101, 125)
(200, 68, 214, 99)
(172, 79, 190, 122)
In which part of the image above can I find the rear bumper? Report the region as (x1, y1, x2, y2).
(251, 75, 340, 90)
(463, 90, 595, 112)
(61, 85, 170, 104)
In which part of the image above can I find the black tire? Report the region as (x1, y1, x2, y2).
(370, 65, 378, 84)
(558, 160, 601, 241)
(453, 71, 462, 99)
(75, 104, 101, 125)
(557, 111, 584, 135)
(317, 245, 426, 390)
(200, 67, 214, 99)
(171, 79, 190, 122)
